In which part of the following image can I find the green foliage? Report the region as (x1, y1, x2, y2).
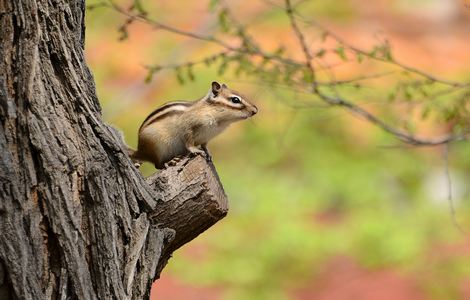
(218, 9, 231, 33)
(369, 41, 393, 61)
(334, 45, 347, 61)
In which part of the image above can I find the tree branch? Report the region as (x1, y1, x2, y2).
(147, 155, 228, 254)
(443, 144, 465, 234)
(106, 0, 301, 67)
(316, 91, 468, 146)
(296, 16, 470, 88)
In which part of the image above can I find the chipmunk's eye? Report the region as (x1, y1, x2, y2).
(230, 96, 241, 104)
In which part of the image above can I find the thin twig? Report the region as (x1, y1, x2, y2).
(262, 0, 469, 88)
(297, 16, 470, 88)
(107, 0, 301, 68)
(285, 0, 316, 88)
(443, 144, 466, 234)
(108, 0, 235, 50)
(219, 0, 261, 52)
(318, 71, 396, 86)
(144, 51, 230, 72)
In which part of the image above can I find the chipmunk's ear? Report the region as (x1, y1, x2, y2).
(221, 83, 227, 89)
(211, 81, 221, 96)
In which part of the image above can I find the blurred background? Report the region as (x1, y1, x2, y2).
(85, 0, 470, 299)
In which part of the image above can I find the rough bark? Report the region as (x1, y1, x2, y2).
(0, 0, 228, 299)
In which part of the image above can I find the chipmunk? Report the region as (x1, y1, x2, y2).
(128, 81, 258, 169)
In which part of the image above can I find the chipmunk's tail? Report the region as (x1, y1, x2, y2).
(113, 127, 144, 167)
(126, 145, 137, 158)
(126, 145, 144, 167)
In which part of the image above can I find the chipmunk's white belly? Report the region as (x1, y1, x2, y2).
(194, 123, 228, 145)
(193, 115, 230, 145)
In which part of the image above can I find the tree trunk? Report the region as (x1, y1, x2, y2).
(0, 1, 228, 299)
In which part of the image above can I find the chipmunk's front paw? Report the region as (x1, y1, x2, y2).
(188, 147, 207, 159)
(164, 156, 183, 168)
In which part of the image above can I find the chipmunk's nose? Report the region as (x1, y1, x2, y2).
(251, 105, 258, 115)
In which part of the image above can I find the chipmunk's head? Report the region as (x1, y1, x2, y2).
(207, 81, 258, 122)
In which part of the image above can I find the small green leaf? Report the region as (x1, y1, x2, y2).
(187, 65, 195, 81)
(218, 9, 230, 33)
(404, 87, 413, 101)
(380, 42, 393, 61)
(175, 68, 185, 85)
(259, 57, 270, 69)
(204, 55, 216, 66)
(145, 66, 161, 83)
(274, 46, 285, 56)
(334, 46, 347, 61)
(133, 0, 147, 15)
(369, 46, 378, 58)
(145, 71, 154, 84)
(303, 69, 314, 83)
(443, 107, 457, 121)
(218, 59, 229, 75)
(384, 49, 393, 61)
(421, 106, 431, 120)
(356, 53, 364, 63)
(316, 48, 326, 58)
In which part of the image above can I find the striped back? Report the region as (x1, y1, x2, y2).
(139, 101, 192, 131)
